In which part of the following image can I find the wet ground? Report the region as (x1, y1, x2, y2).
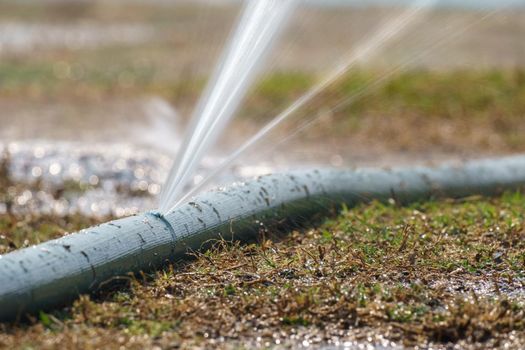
(1, 194, 524, 349)
(0, 139, 297, 217)
(0, 1, 524, 349)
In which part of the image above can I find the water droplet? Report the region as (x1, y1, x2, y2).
(33, 147, 46, 159)
(49, 163, 62, 176)
(148, 183, 161, 195)
(138, 180, 148, 191)
(89, 175, 99, 186)
(31, 166, 42, 177)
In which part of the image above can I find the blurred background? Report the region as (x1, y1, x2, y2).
(0, 0, 524, 217)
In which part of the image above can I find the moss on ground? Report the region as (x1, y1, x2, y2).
(0, 193, 524, 349)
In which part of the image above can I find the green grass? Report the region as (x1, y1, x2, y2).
(4, 61, 524, 118)
(4, 61, 524, 151)
(245, 69, 525, 146)
(0, 58, 157, 96)
(1, 193, 524, 349)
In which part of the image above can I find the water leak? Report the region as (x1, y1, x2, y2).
(166, 0, 437, 210)
(159, 0, 298, 212)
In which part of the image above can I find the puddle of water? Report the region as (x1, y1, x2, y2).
(431, 275, 525, 301)
(0, 140, 283, 218)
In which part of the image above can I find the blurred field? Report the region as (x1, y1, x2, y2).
(0, 1, 524, 164)
(1, 1, 525, 349)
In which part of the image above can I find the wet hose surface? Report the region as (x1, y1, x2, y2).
(1, 155, 525, 320)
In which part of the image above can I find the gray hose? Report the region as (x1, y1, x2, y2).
(1, 155, 525, 320)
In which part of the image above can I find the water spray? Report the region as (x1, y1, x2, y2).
(168, 0, 436, 210)
(159, 0, 298, 212)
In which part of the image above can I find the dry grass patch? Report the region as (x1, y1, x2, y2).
(1, 193, 524, 349)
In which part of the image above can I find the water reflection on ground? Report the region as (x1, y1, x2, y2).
(0, 140, 281, 218)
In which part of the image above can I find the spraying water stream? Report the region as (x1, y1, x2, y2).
(159, 0, 298, 211)
(160, 0, 522, 213)
(163, 0, 436, 211)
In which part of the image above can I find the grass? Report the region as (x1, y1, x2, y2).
(244, 69, 525, 154)
(0, 192, 524, 349)
(4, 60, 524, 117)
(3, 61, 525, 152)
(1, 3, 524, 347)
